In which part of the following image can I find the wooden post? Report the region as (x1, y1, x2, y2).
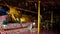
(38, 1, 40, 34)
(51, 11, 53, 24)
(51, 11, 53, 32)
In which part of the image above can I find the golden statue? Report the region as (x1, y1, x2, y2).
(5, 3, 31, 23)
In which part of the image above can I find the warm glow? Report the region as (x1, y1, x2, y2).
(6, 4, 31, 23)
(7, 7, 21, 21)
(20, 17, 26, 22)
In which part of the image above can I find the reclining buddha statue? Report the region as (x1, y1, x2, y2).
(5, 3, 31, 23)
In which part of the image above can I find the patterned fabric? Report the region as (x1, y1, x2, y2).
(0, 28, 37, 34)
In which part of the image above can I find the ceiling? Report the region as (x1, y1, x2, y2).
(0, 0, 60, 14)
(0, 0, 38, 14)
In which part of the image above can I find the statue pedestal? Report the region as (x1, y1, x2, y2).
(0, 27, 37, 34)
(0, 23, 37, 34)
